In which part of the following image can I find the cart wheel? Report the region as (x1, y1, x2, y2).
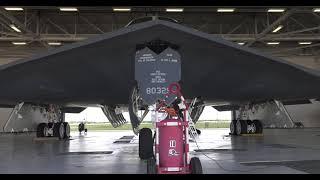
(196, 129, 201, 135)
(253, 120, 263, 134)
(190, 157, 203, 174)
(139, 128, 153, 159)
(36, 123, 47, 137)
(147, 158, 157, 174)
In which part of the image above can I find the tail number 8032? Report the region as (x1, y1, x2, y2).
(146, 87, 168, 95)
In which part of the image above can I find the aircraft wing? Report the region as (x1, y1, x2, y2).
(0, 19, 320, 106)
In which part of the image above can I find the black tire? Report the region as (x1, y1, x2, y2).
(236, 120, 247, 135)
(36, 123, 47, 137)
(190, 157, 203, 174)
(47, 122, 54, 128)
(147, 158, 157, 174)
(253, 120, 263, 134)
(139, 128, 153, 159)
(63, 122, 70, 139)
(230, 120, 237, 135)
(53, 122, 65, 139)
(196, 129, 201, 135)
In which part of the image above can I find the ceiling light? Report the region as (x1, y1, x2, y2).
(272, 25, 283, 33)
(267, 42, 280, 45)
(267, 8, 286, 13)
(299, 42, 312, 45)
(313, 8, 320, 12)
(112, 7, 131, 12)
(4, 7, 23, 11)
(237, 42, 245, 45)
(166, 8, 184, 12)
(59, 7, 78, 11)
(9, 24, 21, 32)
(48, 42, 62, 46)
(12, 42, 26, 45)
(217, 8, 235, 12)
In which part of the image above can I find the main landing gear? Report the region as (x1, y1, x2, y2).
(36, 122, 70, 139)
(230, 119, 263, 135)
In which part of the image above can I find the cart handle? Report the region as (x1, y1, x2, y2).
(168, 82, 190, 110)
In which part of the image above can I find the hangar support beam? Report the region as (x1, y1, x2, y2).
(0, 33, 319, 42)
(0, 8, 33, 34)
(245, 9, 296, 47)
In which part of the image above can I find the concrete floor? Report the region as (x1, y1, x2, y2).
(1, 128, 320, 173)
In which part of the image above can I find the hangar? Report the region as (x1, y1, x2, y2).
(1, 6, 320, 174)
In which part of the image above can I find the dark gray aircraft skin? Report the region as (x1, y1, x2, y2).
(0, 18, 320, 109)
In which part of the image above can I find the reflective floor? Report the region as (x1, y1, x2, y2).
(1, 128, 320, 173)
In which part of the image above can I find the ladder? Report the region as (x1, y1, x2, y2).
(187, 98, 199, 140)
(3, 102, 24, 132)
(274, 100, 295, 127)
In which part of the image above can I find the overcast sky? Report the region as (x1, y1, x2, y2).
(65, 106, 231, 122)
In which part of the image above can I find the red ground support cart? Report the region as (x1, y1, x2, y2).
(146, 83, 203, 174)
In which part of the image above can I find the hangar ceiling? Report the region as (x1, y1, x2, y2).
(0, 6, 319, 69)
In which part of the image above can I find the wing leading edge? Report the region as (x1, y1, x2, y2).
(0, 19, 319, 106)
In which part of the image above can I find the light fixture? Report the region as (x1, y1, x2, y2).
(4, 7, 23, 11)
(59, 7, 78, 11)
(272, 25, 283, 33)
(267, 8, 286, 13)
(299, 42, 312, 45)
(112, 7, 131, 12)
(217, 8, 235, 12)
(48, 42, 62, 46)
(9, 24, 21, 32)
(313, 8, 320, 12)
(238, 42, 245, 45)
(166, 8, 184, 12)
(12, 42, 26, 45)
(267, 42, 280, 45)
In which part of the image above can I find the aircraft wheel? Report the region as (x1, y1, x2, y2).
(236, 120, 247, 135)
(53, 122, 65, 139)
(147, 158, 157, 174)
(230, 120, 237, 135)
(253, 120, 263, 134)
(190, 157, 203, 174)
(36, 123, 48, 137)
(48, 122, 54, 128)
(139, 128, 153, 159)
(63, 122, 70, 139)
(246, 120, 256, 134)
